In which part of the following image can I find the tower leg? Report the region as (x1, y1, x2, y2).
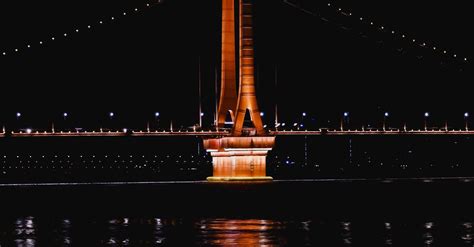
(217, 0, 238, 128)
(231, 0, 265, 136)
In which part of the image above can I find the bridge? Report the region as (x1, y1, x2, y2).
(0, 0, 470, 182)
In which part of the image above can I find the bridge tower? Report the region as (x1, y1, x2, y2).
(204, 0, 275, 181)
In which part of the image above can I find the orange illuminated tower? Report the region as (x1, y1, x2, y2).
(217, 0, 264, 136)
(204, 0, 275, 181)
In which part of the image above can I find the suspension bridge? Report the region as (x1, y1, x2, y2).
(0, 0, 470, 181)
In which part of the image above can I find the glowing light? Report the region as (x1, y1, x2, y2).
(63, 112, 68, 117)
(359, 17, 363, 21)
(327, 3, 331, 6)
(260, 112, 265, 117)
(465, 112, 469, 118)
(302, 112, 307, 117)
(402, 35, 405, 38)
(384, 112, 389, 117)
(424, 112, 430, 117)
(16, 112, 21, 117)
(26, 128, 32, 134)
(123, 128, 128, 133)
(1, 4, 161, 59)
(200, 112, 204, 117)
(155, 112, 160, 117)
(465, 58, 468, 61)
(344, 112, 349, 117)
(454, 54, 457, 58)
(433, 47, 436, 50)
(392, 31, 395, 34)
(109, 112, 114, 117)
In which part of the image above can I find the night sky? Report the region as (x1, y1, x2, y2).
(0, 0, 472, 129)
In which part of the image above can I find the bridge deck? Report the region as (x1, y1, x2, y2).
(2, 129, 474, 137)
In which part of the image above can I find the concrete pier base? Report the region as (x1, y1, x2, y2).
(203, 136, 275, 181)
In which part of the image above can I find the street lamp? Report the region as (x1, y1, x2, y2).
(108, 112, 115, 130)
(341, 112, 349, 130)
(62, 112, 69, 131)
(424, 112, 429, 130)
(155, 112, 160, 129)
(301, 112, 307, 130)
(199, 112, 204, 128)
(464, 112, 469, 130)
(15, 112, 22, 130)
(383, 112, 389, 130)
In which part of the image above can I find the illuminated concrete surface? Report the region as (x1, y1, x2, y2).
(204, 136, 275, 181)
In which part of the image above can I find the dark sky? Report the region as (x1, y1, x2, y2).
(0, 0, 472, 129)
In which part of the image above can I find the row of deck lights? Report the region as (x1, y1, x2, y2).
(12, 111, 159, 134)
(341, 111, 470, 131)
(274, 111, 471, 131)
(199, 110, 468, 131)
(9, 111, 473, 132)
(16, 112, 160, 119)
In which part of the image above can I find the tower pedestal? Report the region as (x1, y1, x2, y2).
(203, 136, 275, 181)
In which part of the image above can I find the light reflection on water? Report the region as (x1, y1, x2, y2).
(196, 219, 284, 246)
(2, 217, 474, 246)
